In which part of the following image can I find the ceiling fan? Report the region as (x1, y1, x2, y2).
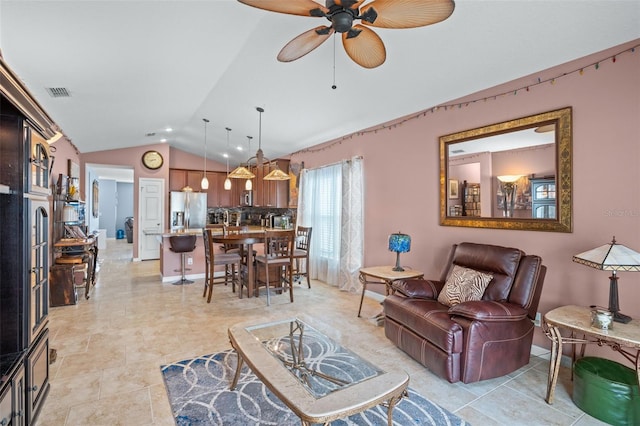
(238, 0, 455, 68)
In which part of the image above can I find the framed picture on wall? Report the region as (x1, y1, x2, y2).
(68, 159, 80, 178)
(92, 179, 99, 218)
(448, 179, 459, 199)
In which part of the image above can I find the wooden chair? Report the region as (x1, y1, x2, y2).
(292, 226, 312, 288)
(222, 225, 249, 283)
(254, 230, 295, 306)
(202, 228, 242, 303)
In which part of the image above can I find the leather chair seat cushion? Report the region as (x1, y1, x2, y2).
(293, 248, 307, 257)
(213, 253, 242, 266)
(384, 295, 463, 354)
(255, 255, 291, 266)
(448, 300, 529, 322)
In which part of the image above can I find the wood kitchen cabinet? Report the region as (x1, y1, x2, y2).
(249, 160, 289, 207)
(169, 169, 187, 191)
(169, 169, 234, 207)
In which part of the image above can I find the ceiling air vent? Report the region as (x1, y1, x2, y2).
(451, 149, 465, 154)
(45, 87, 71, 98)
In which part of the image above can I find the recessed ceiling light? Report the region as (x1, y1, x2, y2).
(237, 146, 243, 151)
(165, 127, 173, 132)
(160, 138, 167, 143)
(223, 153, 229, 158)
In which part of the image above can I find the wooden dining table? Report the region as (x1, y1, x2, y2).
(211, 231, 265, 298)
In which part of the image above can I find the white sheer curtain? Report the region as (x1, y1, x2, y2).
(297, 157, 363, 292)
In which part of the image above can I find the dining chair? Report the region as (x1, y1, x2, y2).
(292, 226, 312, 288)
(254, 230, 295, 306)
(202, 228, 242, 303)
(222, 225, 252, 283)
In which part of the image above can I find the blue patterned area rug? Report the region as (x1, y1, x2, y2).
(161, 349, 468, 426)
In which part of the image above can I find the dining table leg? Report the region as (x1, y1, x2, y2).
(246, 243, 255, 297)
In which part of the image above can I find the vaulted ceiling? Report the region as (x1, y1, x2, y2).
(1, 1, 638, 167)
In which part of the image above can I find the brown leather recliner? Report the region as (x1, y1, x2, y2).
(383, 242, 546, 384)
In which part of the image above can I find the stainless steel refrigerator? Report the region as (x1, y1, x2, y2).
(170, 191, 207, 230)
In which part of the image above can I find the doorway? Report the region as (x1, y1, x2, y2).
(85, 164, 135, 259)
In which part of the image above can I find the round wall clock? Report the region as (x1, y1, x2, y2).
(142, 150, 163, 170)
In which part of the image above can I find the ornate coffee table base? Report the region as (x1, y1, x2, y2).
(229, 317, 409, 426)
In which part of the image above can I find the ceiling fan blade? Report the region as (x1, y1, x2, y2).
(238, 0, 328, 17)
(278, 26, 335, 62)
(342, 24, 386, 68)
(360, 0, 455, 29)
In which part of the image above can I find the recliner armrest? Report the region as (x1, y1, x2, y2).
(448, 300, 528, 322)
(392, 279, 443, 300)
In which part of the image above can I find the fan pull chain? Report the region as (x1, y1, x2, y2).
(332, 34, 337, 90)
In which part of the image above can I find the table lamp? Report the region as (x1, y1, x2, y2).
(389, 232, 411, 272)
(572, 236, 640, 323)
(497, 175, 521, 217)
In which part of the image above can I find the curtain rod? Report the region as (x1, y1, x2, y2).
(302, 156, 363, 172)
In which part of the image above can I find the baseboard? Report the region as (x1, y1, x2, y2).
(364, 289, 385, 302)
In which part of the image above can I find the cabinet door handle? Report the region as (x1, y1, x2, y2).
(1, 417, 9, 425)
(29, 385, 38, 391)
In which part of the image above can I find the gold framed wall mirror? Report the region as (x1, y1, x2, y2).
(440, 107, 572, 232)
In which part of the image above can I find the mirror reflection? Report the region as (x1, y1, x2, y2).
(440, 107, 572, 232)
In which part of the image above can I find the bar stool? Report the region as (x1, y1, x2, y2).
(169, 234, 197, 285)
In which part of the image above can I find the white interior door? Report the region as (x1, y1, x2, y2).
(139, 178, 164, 260)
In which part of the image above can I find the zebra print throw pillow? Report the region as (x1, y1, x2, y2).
(437, 265, 493, 307)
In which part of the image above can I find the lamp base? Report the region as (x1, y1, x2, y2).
(392, 252, 404, 272)
(609, 273, 632, 323)
(613, 311, 632, 324)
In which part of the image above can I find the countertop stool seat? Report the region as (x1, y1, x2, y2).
(169, 235, 197, 285)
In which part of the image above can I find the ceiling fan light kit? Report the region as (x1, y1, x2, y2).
(238, 0, 455, 68)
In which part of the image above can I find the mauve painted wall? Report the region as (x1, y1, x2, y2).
(169, 146, 226, 171)
(289, 40, 640, 356)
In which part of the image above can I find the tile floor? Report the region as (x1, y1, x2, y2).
(37, 239, 608, 425)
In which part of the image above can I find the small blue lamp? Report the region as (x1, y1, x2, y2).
(389, 232, 411, 271)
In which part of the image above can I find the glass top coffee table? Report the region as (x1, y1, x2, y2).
(228, 316, 409, 425)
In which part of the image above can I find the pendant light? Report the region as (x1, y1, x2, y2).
(228, 133, 256, 180)
(224, 127, 232, 190)
(245, 136, 253, 191)
(257, 107, 290, 181)
(201, 118, 210, 190)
